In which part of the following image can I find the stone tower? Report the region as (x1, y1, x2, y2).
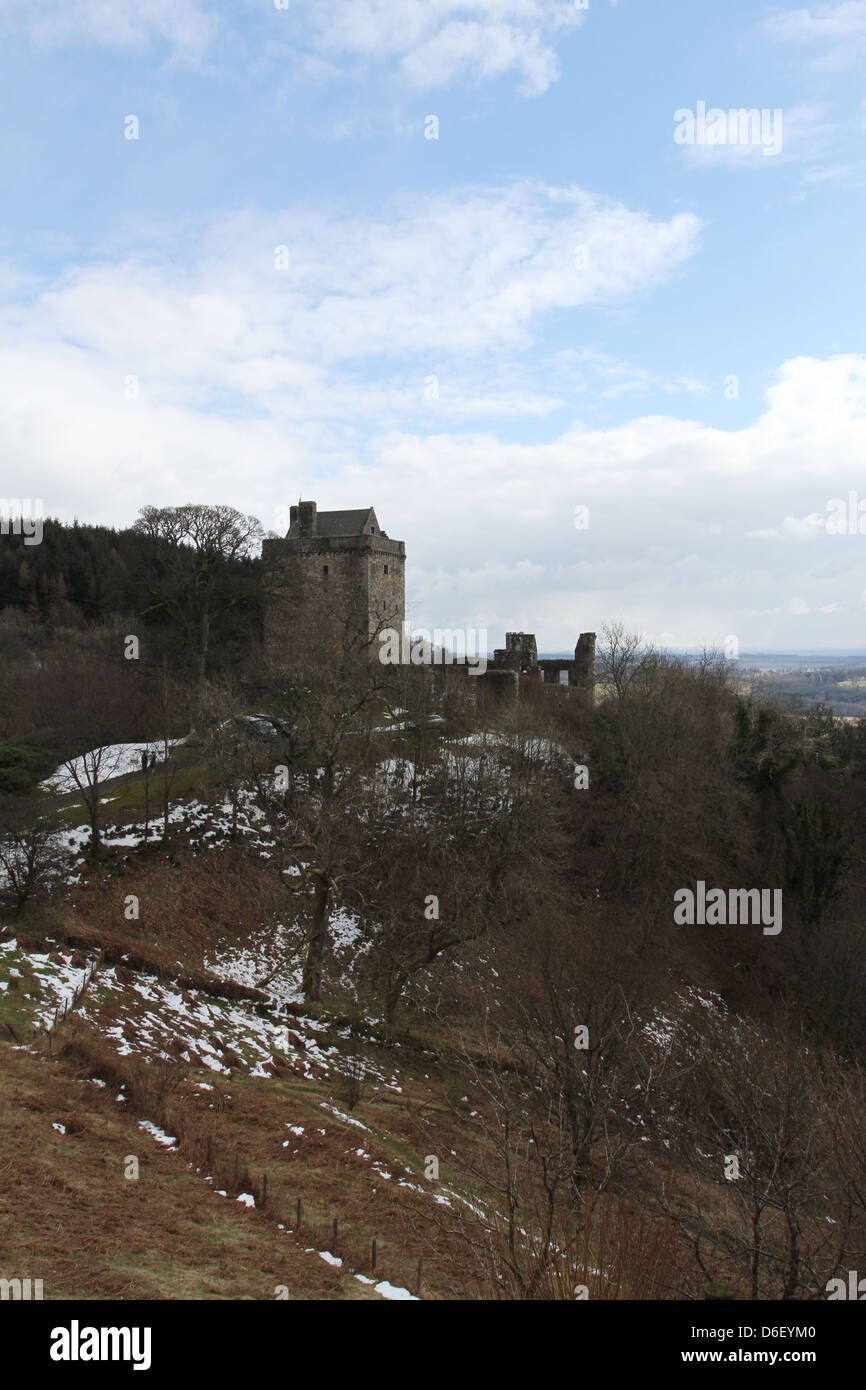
(262, 502, 405, 669)
(573, 632, 596, 706)
(501, 632, 539, 673)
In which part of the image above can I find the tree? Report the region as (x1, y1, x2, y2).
(357, 726, 570, 1023)
(60, 743, 127, 856)
(0, 803, 64, 914)
(655, 1010, 856, 1300)
(426, 1053, 676, 1300)
(200, 681, 275, 840)
(251, 634, 389, 1004)
(596, 621, 657, 702)
(152, 658, 187, 845)
(424, 1018, 581, 1300)
(132, 504, 263, 688)
(588, 647, 742, 894)
(730, 697, 800, 858)
(784, 796, 852, 934)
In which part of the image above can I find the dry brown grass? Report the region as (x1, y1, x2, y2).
(0, 1043, 382, 1300)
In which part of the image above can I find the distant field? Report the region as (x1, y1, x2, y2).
(732, 657, 866, 716)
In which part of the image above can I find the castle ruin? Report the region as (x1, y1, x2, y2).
(491, 630, 596, 702)
(262, 501, 594, 700)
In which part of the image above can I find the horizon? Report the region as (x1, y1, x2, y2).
(2, 2, 865, 648)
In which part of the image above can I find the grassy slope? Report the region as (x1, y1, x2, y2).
(0, 732, 698, 1302)
(0, 1048, 384, 1300)
(0, 884, 483, 1301)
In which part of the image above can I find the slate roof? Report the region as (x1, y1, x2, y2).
(287, 507, 384, 539)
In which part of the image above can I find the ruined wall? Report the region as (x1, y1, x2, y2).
(573, 632, 596, 698)
(493, 631, 539, 674)
(477, 668, 519, 704)
(493, 629, 596, 704)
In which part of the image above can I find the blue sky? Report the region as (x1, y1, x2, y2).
(1, 0, 866, 650)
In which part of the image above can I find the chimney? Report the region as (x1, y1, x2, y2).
(289, 504, 299, 532)
(298, 501, 317, 538)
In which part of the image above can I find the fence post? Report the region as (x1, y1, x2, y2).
(415, 1259, 423, 1297)
(371, 1239, 377, 1273)
(332, 1219, 338, 1254)
(296, 1197, 302, 1229)
(262, 1174, 268, 1208)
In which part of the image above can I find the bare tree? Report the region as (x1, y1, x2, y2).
(356, 727, 569, 1023)
(152, 657, 186, 845)
(61, 743, 127, 855)
(0, 804, 64, 914)
(132, 503, 263, 688)
(250, 632, 389, 1003)
(655, 1009, 859, 1299)
(596, 621, 657, 702)
(415, 1007, 677, 1300)
(198, 682, 269, 839)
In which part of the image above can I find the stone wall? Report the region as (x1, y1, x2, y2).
(262, 531, 405, 669)
(493, 630, 596, 705)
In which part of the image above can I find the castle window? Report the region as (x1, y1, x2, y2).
(384, 565, 389, 575)
(322, 564, 329, 575)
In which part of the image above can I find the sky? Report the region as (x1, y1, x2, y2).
(1, 0, 865, 652)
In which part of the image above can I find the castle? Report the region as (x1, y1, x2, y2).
(263, 502, 594, 700)
(262, 502, 405, 668)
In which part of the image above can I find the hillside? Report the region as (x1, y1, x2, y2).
(2, 629, 866, 1304)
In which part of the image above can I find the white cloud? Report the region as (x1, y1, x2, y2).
(399, 18, 559, 95)
(764, 2, 866, 70)
(0, 0, 217, 53)
(294, 0, 585, 94)
(0, 0, 585, 90)
(3, 193, 866, 648)
(6, 347, 866, 648)
(746, 513, 826, 539)
(765, 1, 866, 44)
(675, 104, 835, 169)
(12, 183, 699, 375)
(553, 349, 711, 401)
